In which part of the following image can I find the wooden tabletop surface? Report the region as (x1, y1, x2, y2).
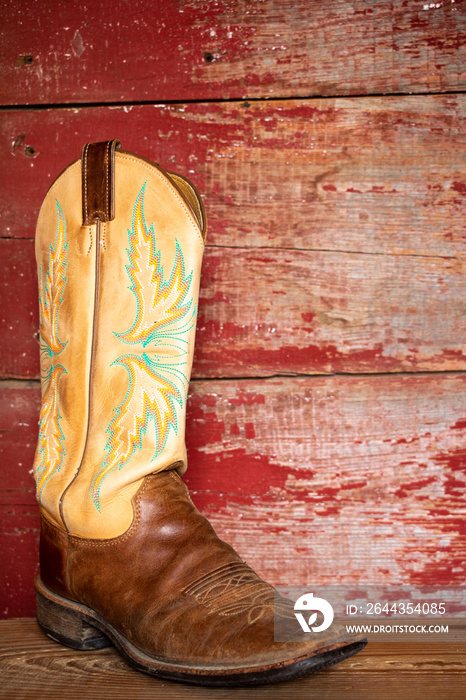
(1, 618, 465, 699)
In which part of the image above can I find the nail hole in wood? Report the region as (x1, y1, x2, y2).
(203, 52, 216, 63)
(17, 55, 34, 66)
(24, 145, 38, 158)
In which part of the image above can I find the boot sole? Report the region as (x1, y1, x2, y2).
(35, 576, 367, 687)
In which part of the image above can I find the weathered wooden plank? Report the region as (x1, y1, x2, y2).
(0, 384, 40, 618)
(1, 374, 465, 617)
(185, 374, 466, 589)
(1, 0, 465, 106)
(194, 247, 466, 376)
(1, 621, 465, 700)
(0, 381, 39, 506)
(2, 238, 465, 379)
(0, 240, 40, 380)
(0, 506, 40, 618)
(1, 97, 465, 257)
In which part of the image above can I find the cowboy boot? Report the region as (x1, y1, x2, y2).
(33, 139, 366, 686)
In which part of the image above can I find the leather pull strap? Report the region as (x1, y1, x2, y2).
(82, 139, 121, 225)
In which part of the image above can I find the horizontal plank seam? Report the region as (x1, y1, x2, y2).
(189, 488, 466, 498)
(209, 244, 462, 261)
(1, 88, 466, 111)
(2, 370, 466, 388)
(189, 370, 466, 381)
(1, 237, 462, 261)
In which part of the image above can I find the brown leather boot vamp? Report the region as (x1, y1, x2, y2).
(36, 469, 366, 686)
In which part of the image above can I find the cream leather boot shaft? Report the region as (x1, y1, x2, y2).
(33, 141, 205, 538)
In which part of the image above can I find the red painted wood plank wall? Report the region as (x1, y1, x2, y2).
(1, 0, 465, 618)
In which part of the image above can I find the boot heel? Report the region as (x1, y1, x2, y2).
(36, 586, 111, 651)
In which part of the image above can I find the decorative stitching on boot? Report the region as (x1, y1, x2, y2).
(90, 185, 195, 511)
(168, 470, 193, 502)
(104, 140, 110, 218)
(46, 160, 80, 198)
(82, 143, 90, 224)
(82, 141, 111, 224)
(101, 221, 106, 251)
(34, 200, 69, 501)
(117, 154, 204, 246)
(85, 226, 93, 256)
(182, 562, 289, 624)
(69, 475, 151, 547)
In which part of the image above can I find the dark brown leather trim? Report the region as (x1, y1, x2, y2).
(165, 170, 207, 240)
(82, 139, 121, 225)
(39, 513, 75, 600)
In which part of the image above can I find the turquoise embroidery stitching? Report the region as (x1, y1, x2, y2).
(35, 200, 68, 500)
(91, 183, 196, 511)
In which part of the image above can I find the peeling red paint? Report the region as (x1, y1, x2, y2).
(315, 506, 341, 517)
(200, 290, 231, 305)
(439, 349, 466, 362)
(228, 391, 266, 406)
(450, 418, 466, 430)
(194, 341, 402, 377)
(451, 181, 466, 195)
(244, 422, 256, 439)
(184, 448, 304, 497)
(370, 185, 398, 194)
(186, 395, 225, 447)
(316, 486, 340, 497)
(394, 476, 437, 497)
(201, 394, 218, 407)
(341, 481, 368, 491)
(433, 448, 466, 497)
(195, 317, 245, 343)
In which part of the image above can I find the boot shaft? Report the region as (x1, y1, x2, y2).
(33, 142, 206, 538)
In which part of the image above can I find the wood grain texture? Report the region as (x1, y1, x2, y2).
(1, 374, 465, 616)
(186, 374, 466, 589)
(194, 247, 466, 376)
(0, 383, 40, 617)
(1, 619, 465, 699)
(0, 241, 39, 379)
(0, 381, 40, 505)
(1, 0, 465, 105)
(1, 97, 465, 257)
(0, 506, 39, 618)
(2, 238, 465, 379)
